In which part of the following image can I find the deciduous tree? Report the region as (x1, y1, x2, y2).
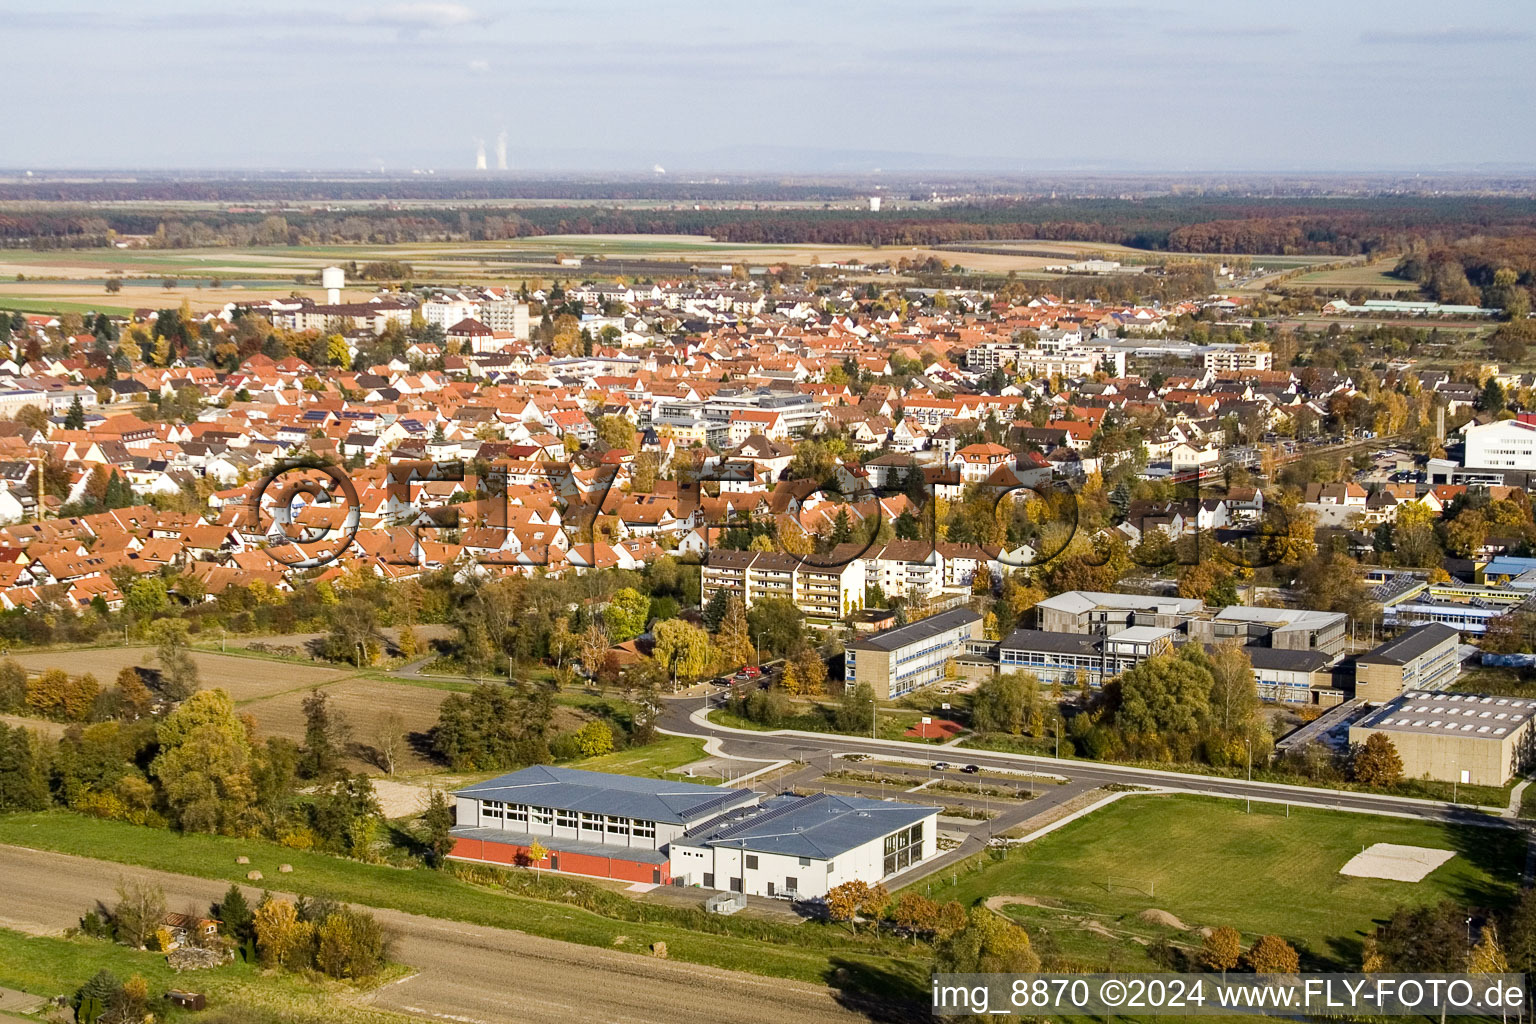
(1244, 934, 1299, 973)
(1351, 732, 1404, 787)
(1202, 925, 1243, 974)
(936, 905, 1041, 973)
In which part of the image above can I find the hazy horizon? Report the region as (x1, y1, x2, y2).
(2, 0, 1534, 174)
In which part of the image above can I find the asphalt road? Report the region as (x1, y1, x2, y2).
(0, 845, 867, 1024)
(661, 696, 1516, 830)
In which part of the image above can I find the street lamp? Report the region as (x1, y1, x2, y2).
(1245, 735, 1253, 814)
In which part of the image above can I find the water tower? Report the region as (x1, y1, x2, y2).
(321, 266, 345, 305)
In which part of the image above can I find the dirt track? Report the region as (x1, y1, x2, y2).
(0, 845, 866, 1024)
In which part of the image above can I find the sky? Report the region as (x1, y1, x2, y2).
(2, 0, 1534, 174)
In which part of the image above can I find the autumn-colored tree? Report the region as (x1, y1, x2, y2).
(1201, 925, 1243, 974)
(890, 891, 941, 943)
(936, 905, 1041, 973)
(61, 673, 99, 722)
(714, 594, 755, 670)
(527, 838, 549, 879)
(573, 719, 614, 758)
(114, 666, 154, 720)
(1470, 923, 1509, 973)
(1245, 934, 1300, 973)
(25, 667, 69, 719)
(396, 624, 419, 660)
(651, 619, 711, 686)
(824, 880, 887, 933)
(254, 898, 312, 969)
(1207, 642, 1258, 738)
(782, 645, 828, 696)
(934, 900, 969, 940)
(150, 689, 257, 834)
(1352, 732, 1404, 787)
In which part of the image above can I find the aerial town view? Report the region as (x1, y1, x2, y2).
(2, 2, 1536, 1022)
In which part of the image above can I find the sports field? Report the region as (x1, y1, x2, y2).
(915, 794, 1522, 968)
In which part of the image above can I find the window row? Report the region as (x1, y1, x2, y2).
(480, 801, 655, 839)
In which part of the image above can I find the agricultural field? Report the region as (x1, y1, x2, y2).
(916, 794, 1522, 970)
(1287, 257, 1421, 293)
(0, 234, 1120, 317)
(4, 646, 354, 702)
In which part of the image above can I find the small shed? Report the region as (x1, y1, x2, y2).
(705, 892, 746, 915)
(166, 990, 207, 1011)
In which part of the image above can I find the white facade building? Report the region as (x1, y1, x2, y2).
(667, 792, 938, 899)
(1465, 418, 1536, 472)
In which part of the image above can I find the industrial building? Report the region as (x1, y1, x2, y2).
(1349, 691, 1536, 787)
(845, 607, 984, 698)
(1354, 623, 1462, 702)
(449, 766, 937, 898)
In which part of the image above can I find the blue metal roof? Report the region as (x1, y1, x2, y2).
(454, 765, 757, 825)
(681, 793, 936, 860)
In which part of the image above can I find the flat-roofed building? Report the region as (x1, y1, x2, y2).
(668, 792, 937, 899)
(1187, 606, 1348, 659)
(1355, 623, 1461, 702)
(997, 626, 1171, 690)
(1240, 647, 1341, 706)
(449, 766, 936, 898)
(1033, 591, 1202, 635)
(450, 765, 758, 884)
(845, 607, 983, 699)
(1349, 691, 1536, 786)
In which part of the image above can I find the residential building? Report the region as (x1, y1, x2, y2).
(845, 607, 983, 698)
(1349, 691, 1536, 786)
(700, 547, 866, 621)
(1354, 623, 1462, 702)
(1203, 345, 1273, 373)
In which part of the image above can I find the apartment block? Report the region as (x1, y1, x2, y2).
(701, 546, 866, 621)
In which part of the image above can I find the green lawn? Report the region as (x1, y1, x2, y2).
(0, 928, 409, 1024)
(567, 736, 706, 776)
(913, 794, 1523, 969)
(0, 812, 926, 998)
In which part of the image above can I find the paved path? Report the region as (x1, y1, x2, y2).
(0, 845, 865, 1024)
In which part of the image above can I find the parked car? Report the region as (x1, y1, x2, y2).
(960, 764, 981, 774)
